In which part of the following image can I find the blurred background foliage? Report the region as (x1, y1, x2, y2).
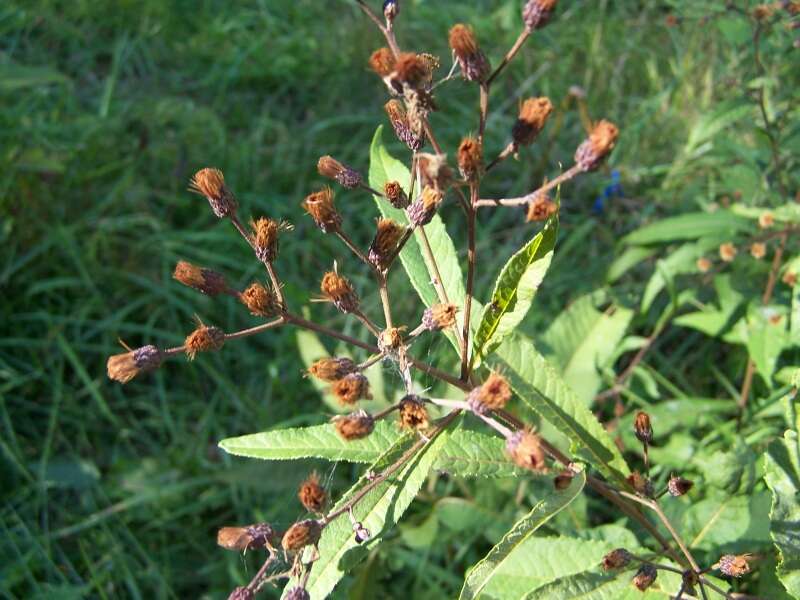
(1, 0, 799, 598)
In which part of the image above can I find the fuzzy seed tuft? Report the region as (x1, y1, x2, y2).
(240, 282, 280, 317)
(185, 325, 225, 360)
(333, 412, 375, 440)
(468, 371, 512, 413)
(574, 120, 619, 171)
(506, 429, 547, 472)
(303, 187, 341, 233)
(320, 271, 359, 313)
(422, 303, 458, 331)
(189, 168, 237, 218)
(308, 357, 357, 382)
(457, 136, 483, 181)
(398, 395, 430, 430)
(298, 472, 328, 513)
(318, 155, 362, 189)
(526, 195, 558, 222)
(281, 519, 322, 553)
(331, 373, 372, 405)
(369, 218, 406, 269)
(602, 548, 632, 571)
(107, 345, 162, 383)
(632, 564, 657, 591)
(173, 261, 229, 296)
(513, 97, 553, 147)
(522, 0, 558, 31)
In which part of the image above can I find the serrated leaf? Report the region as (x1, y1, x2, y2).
(435, 428, 526, 478)
(459, 470, 586, 600)
(523, 570, 680, 600)
(489, 334, 629, 484)
(471, 217, 557, 365)
(622, 212, 752, 246)
(765, 430, 800, 597)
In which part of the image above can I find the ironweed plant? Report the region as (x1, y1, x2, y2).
(106, 1, 799, 599)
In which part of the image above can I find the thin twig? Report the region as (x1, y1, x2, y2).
(461, 185, 477, 380)
(476, 164, 582, 207)
(486, 29, 531, 87)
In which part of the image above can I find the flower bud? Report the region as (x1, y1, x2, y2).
(318, 155, 362, 189)
(369, 47, 396, 77)
(107, 345, 162, 383)
(633, 411, 653, 444)
(408, 186, 443, 227)
(173, 261, 230, 296)
(667, 476, 694, 497)
(713, 554, 752, 577)
(750, 242, 766, 259)
(457, 136, 483, 181)
(332, 373, 372, 405)
(298, 472, 328, 513)
(468, 372, 512, 413)
(384, 181, 410, 208)
(696, 257, 712, 273)
(385, 100, 424, 151)
(383, 0, 399, 22)
(252, 217, 280, 263)
(506, 429, 547, 472)
(602, 548, 632, 571)
(783, 270, 798, 287)
(526, 195, 558, 222)
(285, 587, 310, 600)
(369, 218, 406, 269)
(449, 24, 490, 82)
(398, 395, 429, 430)
(719, 242, 737, 262)
(759, 211, 774, 229)
(303, 187, 341, 233)
(522, 0, 558, 31)
(217, 523, 274, 551)
(574, 120, 619, 172)
(513, 97, 553, 147)
(240, 282, 280, 317)
(333, 411, 375, 440)
(422, 303, 458, 331)
(320, 271, 359, 313)
(184, 325, 225, 360)
(189, 168, 237, 218)
(632, 564, 657, 591)
(281, 519, 322, 553)
(353, 521, 371, 544)
(307, 357, 357, 382)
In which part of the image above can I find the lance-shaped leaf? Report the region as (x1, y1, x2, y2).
(489, 334, 629, 484)
(471, 216, 557, 366)
(459, 470, 586, 600)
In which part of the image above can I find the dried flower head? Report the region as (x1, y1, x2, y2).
(714, 554, 752, 578)
(229, 587, 254, 600)
(369, 218, 406, 269)
(318, 155, 362, 189)
(696, 257, 712, 273)
(369, 47, 396, 77)
(378, 327, 405, 353)
(333, 411, 375, 440)
(506, 429, 548, 472)
(633, 411, 653, 444)
(385, 100, 424, 151)
(399, 395, 429, 430)
(759, 211, 775, 229)
(626, 471, 653, 496)
(383, 0, 399, 21)
(522, 0, 558, 31)
(468, 371, 512, 413)
(422, 303, 458, 331)
(281, 519, 322, 553)
(667, 475, 694, 497)
(513, 97, 554, 147)
(449, 24, 490, 82)
(602, 548, 632, 571)
(298, 472, 328, 513)
(574, 120, 619, 172)
(303, 187, 341, 233)
(252, 217, 281, 263)
(284, 587, 310, 600)
(417, 153, 453, 191)
(394, 52, 429, 88)
(217, 523, 274, 551)
(384, 180, 410, 208)
(719, 242, 737, 262)
(783, 270, 798, 287)
(457, 136, 483, 181)
(107, 345, 162, 383)
(173, 261, 230, 296)
(753, 4, 775, 19)
(408, 186, 443, 227)
(526, 195, 558, 222)
(308, 357, 357, 382)
(632, 564, 657, 591)
(189, 168, 237, 218)
(185, 324, 225, 360)
(553, 471, 573, 490)
(240, 282, 280, 317)
(331, 373, 372, 405)
(750, 242, 766, 259)
(320, 270, 360, 313)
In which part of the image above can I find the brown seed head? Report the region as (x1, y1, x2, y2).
(513, 97, 554, 146)
(633, 411, 653, 444)
(417, 153, 453, 191)
(457, 136, 483, 181)
(228, 587, 253, 600)
(696, 257, 712, 273)
(320, 271, 359, 313)
(714, 554, 752, 578)
(217, 523, 274, 551)
(281, 519, 322, 553)
(526, 195, 558, 222)
(602, 548, 633, 571)
(626, 471, 653, 496)
(506, 430, 548, 472)
(759, 211, 774, 229)
(783, 270, 798, 287)
(369, 47, 396, 77)
(449, 24, 490, 82)
(307, 357, 357, 382)
(523, 0, 558, 30)
(575, 120, 619, 171)
(173, 261, 229, 296)
(318, 155, 362, 189)
(240, 282, 280, 317)
(252, 217, 280, 263)
(750, 242, 766, 259)
(408, 186, 443, 227)
(468, 372, 512, 413)
(422, 303, 458, 331)
(284, 587, 310, 600)
(303, 187, 341, 233)
(632, 564, 658, 591)
(185, 325, 225, 360)
(787, 2, 800, 16)
(719, 242, 737, 262)
(752, 4, 775, 19)
(399, 395, 430, 430)
(369, 218, 406, 269)
(298, 472, 328, 513)
(378, 327, 405, 353)
(333, 411, 375, 440)
(394, 52, 429, 88)
(189, 168, 237, 218)
(107, 345, 162, 383)
(667, 475, 694, 497)
(384, 180, 409, 209)
(331, 373, 372, 405)
(385, 100, 424, 151)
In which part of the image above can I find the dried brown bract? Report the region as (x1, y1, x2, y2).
(281, 519, 322, 553)
(384, 180, 410, 208)
(107, 345, 162, 383)
(422, 303, 458, 331)
(457, 136, 483, 181)
(333, 412, 375, 440)
(189, 168, 237, 218)
(173, 261, 230, 296)
(331, 373, 372, 405)
(320, 271, 359, 313)
(298, 472, 328, 513)
(185, 324, 225, 360)
(394, 52, 430, 88)
(449, 24, 490, 82)
(369, 47, 396, 77)
(574, 120, 619, 172)
(252, 217, 282, 263)
(522, 0, 558, 31)
(633, 411, 653, 444)
(506, 429, 547, 472)
(369, 218, 406, 269)
(468, 371, 512, 413)
(398, 395, 429, 430)
(240, 282, 280, 317)
(303, 187, 341, 233)
(526, 195, 558, 222)
(308, 357, 357, 382)
(513, 97, 553, 147)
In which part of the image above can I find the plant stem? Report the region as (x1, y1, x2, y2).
(284, 313, 378, 353)
(476, 164, 582, 208)
(486, 29, 530, 86)
(461, 185, 477, 380)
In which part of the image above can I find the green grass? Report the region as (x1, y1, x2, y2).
(2, 0, 796, 598)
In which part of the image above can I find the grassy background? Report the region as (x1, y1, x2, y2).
(2, 1, 795, 598)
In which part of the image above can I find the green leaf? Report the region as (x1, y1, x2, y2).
(291, 422, 453, 599)
(786, 256, 800, 346)
(435, 427, 527, 478)
(743, 304, 790, 386)
(606, 245, 658, 284)
(523, 570, 680, 599)
(682, 491, 772, 553)
(622, 212, 752, 246)
(765, 430, 800, 597)
(490, 334, 629, 484)
(459, 470, 586, 600)
(471, 217, 557, 364)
